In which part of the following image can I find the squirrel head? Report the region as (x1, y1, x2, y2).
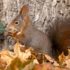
(6, 5, 30, 38)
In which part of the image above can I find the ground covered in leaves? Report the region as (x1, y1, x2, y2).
(0, 42, 70, 70)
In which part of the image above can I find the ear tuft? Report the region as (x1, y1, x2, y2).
(20, 5, 29, 15)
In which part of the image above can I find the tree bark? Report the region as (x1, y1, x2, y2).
(0, 0, 70, 31)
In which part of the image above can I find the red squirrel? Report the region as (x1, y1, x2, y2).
(6, 5, 70, 58)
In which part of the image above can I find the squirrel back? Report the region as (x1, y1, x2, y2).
(6, 5, 70, 58)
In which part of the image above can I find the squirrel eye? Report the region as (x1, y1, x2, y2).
(15, 21, 18, 24)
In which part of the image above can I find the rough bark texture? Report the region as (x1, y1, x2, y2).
(0, 0, 3, 20)
(0, 0, 70, 32)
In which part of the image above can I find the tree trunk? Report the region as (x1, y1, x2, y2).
(0, 0, 70, 31)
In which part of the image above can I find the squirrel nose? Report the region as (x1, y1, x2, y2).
(8, 28, 12, 31)
(6, 26, 17, 33)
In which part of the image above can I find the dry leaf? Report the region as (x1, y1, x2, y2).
(0, 50, 15, 65)
(14, 42, 31, 62)
(58, 52, 66, 64)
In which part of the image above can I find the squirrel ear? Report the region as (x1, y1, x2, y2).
(19, 5, 29, 15)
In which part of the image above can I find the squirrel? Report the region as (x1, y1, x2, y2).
(6, 5, 70, 59)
